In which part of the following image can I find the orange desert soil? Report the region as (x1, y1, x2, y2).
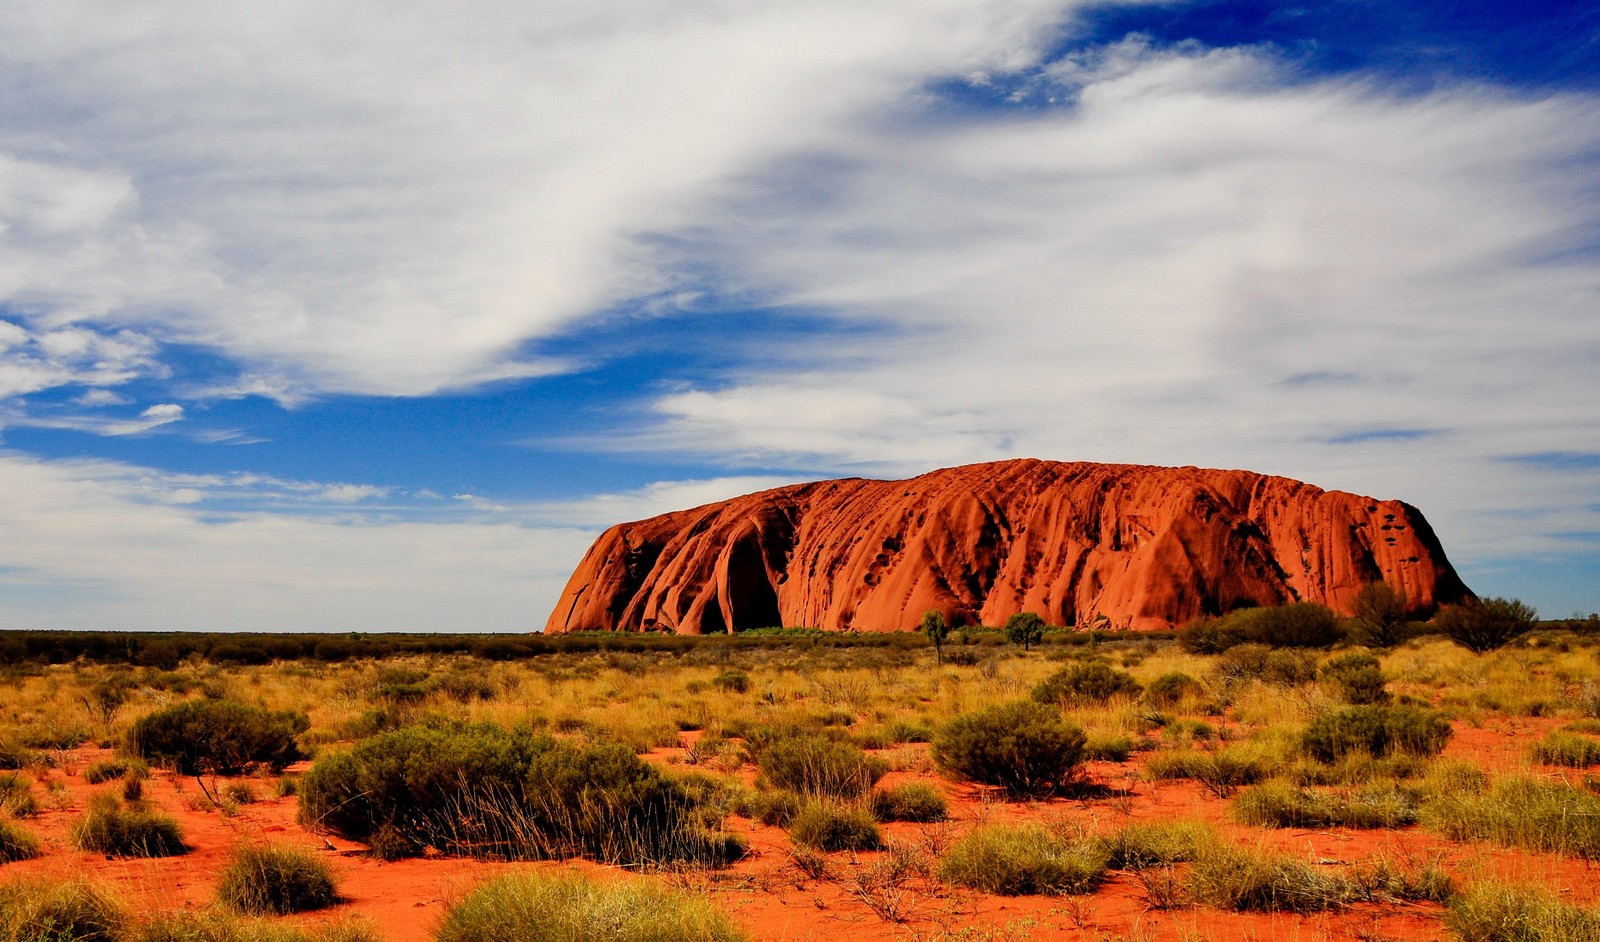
(8, 724, 1593, 942)
(546, 459, 1471, 635)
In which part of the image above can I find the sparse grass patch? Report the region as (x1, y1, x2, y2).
(70, 795, 186, 858)
(216, 843, 339, 915)
(937, 823, 1109, 896)
(434, 872, 746, 942)
(1145, 746, 1278, 798)
(137, 911, 382, 942)
(757, 735, 887, 799)
(82, 759, 147, 786)
(1421, 774, 1600, 859)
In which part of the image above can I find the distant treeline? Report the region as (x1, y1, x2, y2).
(0, 625, 1172, 667)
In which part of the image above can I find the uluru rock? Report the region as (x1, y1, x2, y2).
(544, 459, 1472, 634)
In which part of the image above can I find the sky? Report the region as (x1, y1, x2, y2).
(0, 0, 1596, 631)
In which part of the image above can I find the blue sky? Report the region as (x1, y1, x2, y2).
(0, 0, 1595, 630)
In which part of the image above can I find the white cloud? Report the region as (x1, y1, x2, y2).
(0, 0, 1079, 397)
(526, 475, 808, 528)
(625, 45, 1600, 582)
(0, 454, 594, 631)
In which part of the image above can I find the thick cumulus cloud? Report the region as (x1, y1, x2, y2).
(0, 0, 1074, 397)
(639, 43, 1600, 582)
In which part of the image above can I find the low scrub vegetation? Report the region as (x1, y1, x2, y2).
(1031, 662, 1142, 707)
(1318, 653, 1390, 704)
(1422, 775, 1600, 859)
(70, 795, 186, 858)
(936, 823, 1109, 895)
(1180, 603, 1343, 653)
(787, 801, 881, 852)
(434, 873, 746, 942)
(1184, 843, 1355, 913)
(1232, 781, 1417, 829)
(1100, 820, 1215, 870)
(1445, 882, 1600, 942)
(0, 820, 40, 863)
(757, 735, 886, 799)
(1145, 746, 1277, 797)
(0, 878, 126, 942)
(868, 782, 947, 822)
(1300, 705, 1452, 761)
(216, 843, 340, 915)
(931, 701, 1086, 798)
(127, 700, 307, 775)
(1528, 731, 1600, 767)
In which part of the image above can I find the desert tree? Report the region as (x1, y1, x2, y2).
(920, 610, 950, 666)
(1349, 581, 1410, 648)
(1004, 612, 1046, 653)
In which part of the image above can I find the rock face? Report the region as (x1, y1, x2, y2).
(544, 459, 1472, 634)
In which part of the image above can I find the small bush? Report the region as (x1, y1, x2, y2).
(0, 878, 127, 942)
(758, 736, 887, 799)
(128, 700, 308, 775)
(868, 782, 947, 822)
(1529, 732, 1600, 768)
(70, 795, 186, 858)
(0, 773, 35, 818)
(730, 788, 803, 827)
(1212, 645, 1318, 686)
(1185, 843, 1354, 913)
(710, 671, 751, 693)
(1436, 597, 1538, 654)
(82, 758, 148, 786)
(1318, 653, 1390, 705)
(936, 823, 1108, 895)
(1348, 582, 1414, 648)
(1232, 781, 1417, 829)
(1101, 820, 1215, 870)
(1031, 662, 1142, 708)
(1143, 672, 1204, 708)
(0, 820, 40, 863)
(216, 843, 339, 915)
(787, 802, 881, 852)
(1084, 733, 1135, 763)
(932, 701, 1086, 799)
(435, 872, 746, 942)
(1301, 705, 1452, 762)
(1445, 881, 1600, 942)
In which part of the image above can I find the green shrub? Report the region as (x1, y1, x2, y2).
(1436, 597, 1538, 654)
(1347, 582, 1415, 648)
(216, 843, 339, 915)
(1180, 603, 1343, 653)
(1031, 662, 1142, 708)
(0, 878, 126, 942)
(0, 820, 40, 863)
(1422, 775, 1600, 859)
(1232, 781, 1417, 829)
(128, 700, 308, 775)
(70, 795, 186, 858)
(1212, 645, 1318, 686)
(787, 802, 881, 852)
(298, 722, 731, 865)
(1445, 881, 1600, 942)
(1184, 843, 1354, 913)
(757, 736, 887, 799)
(435, 872, 746, 942)
(931, 701, 1086, 799)
(82, 758, 148, 786)
(1143, 672, 1204, 708)
(1301, 705, 1452, 762)
(936, 823, 1108, 895)
(868, 782, 947, 822)
(1529, 732, 1600, 768)
(1319, 653, 1390, 705)
(1101, 821, 1215, 870)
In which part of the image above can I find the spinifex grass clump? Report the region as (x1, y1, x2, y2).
(1300, 705, 1452, 762)
(128, 700, 308, 775)
(1422, 774, 1600, 859)
(216, 843, 340, 915)
(1145, 746, 1279, 798)
(936, 823, 1109, 895)
(1184, 843, 1355, 913)
(70, 795, 186, 858)
(787, 801, 881, 852)
(1233, 781, 1417, 829)
(932, 701, 1086, 799)
(299, 722, 738, 866)
(0, 772, 35, 817)
(868, 782, 947, 822)
(82, 758, 148, 786)
(434, 873, 746, 942)
(1445, 882, 1600, 942)
(0, 878, 127, 942)
(0, 820, 40, 863)
(756, 735, 887, 799)
(137, 911, 381, 942)
(1528, 731, 1600, 768)
(1100, 820, 1216, 871)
